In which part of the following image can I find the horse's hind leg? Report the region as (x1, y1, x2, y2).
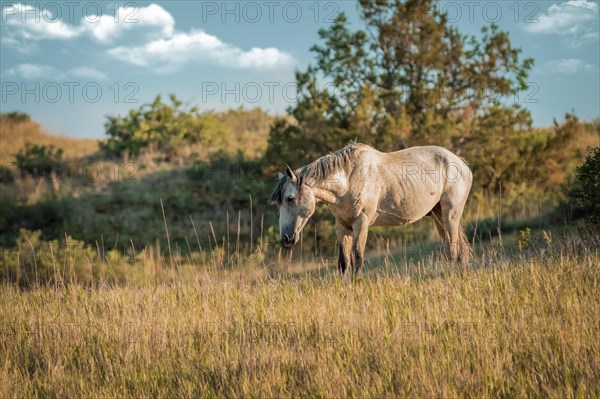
(440, 194, 470, 264)
(351, 214, 370, 274)
(431, 204, 450, 258)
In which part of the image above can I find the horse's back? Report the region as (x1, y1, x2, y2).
(388, 146, 473, 206)
(350, 144, 471, 183)
(387, 145, 465, 164)
(374, 144, 472, 203)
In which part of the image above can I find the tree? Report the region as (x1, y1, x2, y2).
(469, 112, 594, 193)
(265, 0, 534, 169)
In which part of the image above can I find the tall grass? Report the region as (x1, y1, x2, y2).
(1, 230, 599, 398)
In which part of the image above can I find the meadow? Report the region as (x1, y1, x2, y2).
(1, 110, 599, 397)
(1, 227, 599, 398)
(2, 0, 599, 396)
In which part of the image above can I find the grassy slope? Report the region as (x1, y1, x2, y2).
(0, 118, 98, 164)
(1, 239, 598, 398)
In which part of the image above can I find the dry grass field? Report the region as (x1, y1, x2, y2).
(1, 232, 598, 398)
(0, 117, 98, 164)
(1, 116, 598, 398)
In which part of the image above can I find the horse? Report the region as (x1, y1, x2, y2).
(271, 143, 473, 274)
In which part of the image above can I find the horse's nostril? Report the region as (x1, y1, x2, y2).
(283, 234, 290, 242)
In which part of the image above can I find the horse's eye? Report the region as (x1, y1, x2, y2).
(287, 196, 295, 203)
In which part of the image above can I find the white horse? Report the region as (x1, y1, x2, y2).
(271, 143, 473, 274)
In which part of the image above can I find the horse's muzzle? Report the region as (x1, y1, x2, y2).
(281, 234, 296, 248)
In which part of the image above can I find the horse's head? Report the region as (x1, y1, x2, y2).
(271, 165, 316, 247)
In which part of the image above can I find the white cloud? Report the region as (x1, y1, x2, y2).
(5, 63, 67, 80)
(2, 3, 295, 73)
(238, 48, 296, 70)
(538, 58, 599, 75)
(524, 0, 599, 45)
(107, 30, 295, 72)
(68, 67, 107, 80)
(3, 3, 82, 40)
(83, 4, 175, 43)
(2, 3, 174, 45)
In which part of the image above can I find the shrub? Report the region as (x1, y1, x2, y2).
(0, 111, 31, 123)
(15, 142, 63, 180)
(569, 146, 600, 226)
(0, 164, 14, 184)
(102, 94, 207, 158)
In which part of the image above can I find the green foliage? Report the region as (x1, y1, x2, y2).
(189, 155, 265, 205)
(570, 146, 600, 225)
(265, 2, 593, 204)
(102, 96, 272, 159)
(15, 142, 63, 180)
(0, 196, 69, 247)
(265, 1, 534, 167)
(265, 114, 355, 168)
(465, 105, 533, 192)
(0, 164, 14, 184)
(102, 94, 210, 157)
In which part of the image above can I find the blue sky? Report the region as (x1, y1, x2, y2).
(1, 1, 599, 138)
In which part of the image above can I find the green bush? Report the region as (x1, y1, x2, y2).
(569, 146, 600, 226)
(0, 196, 69, 247)
(0, 164, 14, 184)
(15, 142, 63, 180)
(102, 94, 208, 157)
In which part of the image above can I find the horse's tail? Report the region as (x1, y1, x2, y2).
(458, 229, 473, 265)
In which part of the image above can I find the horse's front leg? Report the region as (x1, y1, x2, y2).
(335, 221, 352, 275)
(351, 214, 370, 274)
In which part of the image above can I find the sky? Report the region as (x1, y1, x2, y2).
(1, 0, 599, 138)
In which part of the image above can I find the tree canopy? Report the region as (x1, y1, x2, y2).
(265, 0, 535, 191)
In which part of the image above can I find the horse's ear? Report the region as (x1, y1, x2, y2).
(285, 164, 296, 181)
(277, 172, 284, 180)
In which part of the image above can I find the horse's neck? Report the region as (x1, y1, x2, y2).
(308, 171, 347, 205)
(311, 186, 338, 204)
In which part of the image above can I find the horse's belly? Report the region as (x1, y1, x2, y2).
(372, 196, 438, 226)
(372, 212, 411, 226)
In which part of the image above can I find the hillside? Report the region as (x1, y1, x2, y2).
(0, 110, 597, 252)
(0, 113, 99, 163)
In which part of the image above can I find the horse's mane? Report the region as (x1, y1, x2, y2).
(300, 143, 362, 182)
(271, 143, 365, 205)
